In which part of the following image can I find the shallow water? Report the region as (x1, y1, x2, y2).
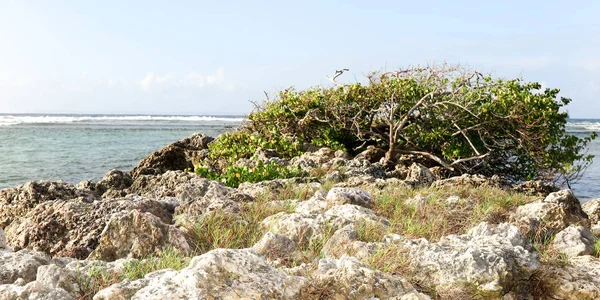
(0, 114, 242, 188)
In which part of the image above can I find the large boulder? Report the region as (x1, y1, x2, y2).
(130, 133, 213, 178)
(511, 189, 590, 234)
(89, 210, 190, 261)
(552, 225, 595, 257)
(94, 248, 428, 300)
(386, 222, 540, 297)
(4, 197, 172, 259)
(93, 249, 308, 299)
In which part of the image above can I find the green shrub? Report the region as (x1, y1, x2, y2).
(195, 160, 305, 188)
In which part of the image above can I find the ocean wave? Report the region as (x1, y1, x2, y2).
(566, 121, 600, 131)
(0, 115, 246, 126)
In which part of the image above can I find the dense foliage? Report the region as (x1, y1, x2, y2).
(194, 131, 305, 187)
(243, 65, 595, 186)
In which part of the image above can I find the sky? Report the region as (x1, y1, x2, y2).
(0, 1, 598, 117)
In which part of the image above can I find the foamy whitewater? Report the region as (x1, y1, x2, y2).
(0, 115, 598, 201)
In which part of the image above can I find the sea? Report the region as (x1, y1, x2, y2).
(0, 114, 598, 202)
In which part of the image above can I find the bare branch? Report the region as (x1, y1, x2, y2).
(450, 153, 490, 165)
(326, 69, 349, 86)
(397, 149, 455, 171)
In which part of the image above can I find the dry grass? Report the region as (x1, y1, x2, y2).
(365, 184, 537, 241)
(187, 198, 296, 254)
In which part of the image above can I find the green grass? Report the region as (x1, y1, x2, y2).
(123, 248, 191, 280)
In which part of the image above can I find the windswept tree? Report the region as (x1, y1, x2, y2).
(245, 64, 595, 186)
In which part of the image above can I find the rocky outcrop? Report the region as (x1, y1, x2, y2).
(262, 203, 389, 250)
(386, 222, 540, 297)
(552, 225, 595, 257)
(306, 255, 429, 299)
(432, 173, 501, 188)
(541, 255, 600, 300)
(4, 196, 172, 259)
(93, 248, 429, 300)
(354, 145, 386, 163)
(89, 210, 190, 261)
(130, 133, 213, 178)
(511, 189, 590, 234)
(0, 181, 93, 227)
(94, 249, 308, 299)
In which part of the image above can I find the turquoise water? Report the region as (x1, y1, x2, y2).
(0, 115, 598, 200)
(0, 114, 242, 188)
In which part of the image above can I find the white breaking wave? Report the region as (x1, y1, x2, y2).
(566, 121, 600, 131)
(0, 115, 246, 126)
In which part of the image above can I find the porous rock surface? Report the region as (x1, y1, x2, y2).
(511, 189, 590, 234)
(385, 222, 540, 297)
(4, 196, 172, 259)
(89, 210, 191, 261)
(541, 255, 600, 300)
(552, 225, 595, 257)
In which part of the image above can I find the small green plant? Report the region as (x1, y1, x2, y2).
(73, 264, 120, 300)
(196, 160, 306, 188)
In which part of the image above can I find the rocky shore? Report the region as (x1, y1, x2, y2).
(1, 133, 599, 299)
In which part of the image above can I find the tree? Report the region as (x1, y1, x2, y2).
(247, 64, 596, 186)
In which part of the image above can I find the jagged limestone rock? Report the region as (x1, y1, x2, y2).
(511, 189, 590, 234)
(93, 249, 308, 299)
(326, 187, 374, 208)
(386, 222, 540, 297)
(89, 210, 190, 261)
(552, 225, 595, 257)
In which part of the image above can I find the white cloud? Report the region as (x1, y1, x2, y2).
(574, 59, 600, 71)
(139, 68, 228, 91)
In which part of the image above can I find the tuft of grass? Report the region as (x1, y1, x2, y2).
(367, 184, 536, 241)
(367, 244, 411, 275)
(295, 221, 338, 263)
(187, 198, 295, 254)
(594, 238, 600, 257)
(356, 221, 388, 243)
(74, 265, 121, 300)
(123, 248, 191, 280)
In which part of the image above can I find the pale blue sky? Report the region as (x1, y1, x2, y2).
(0, 1, 598, 116)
